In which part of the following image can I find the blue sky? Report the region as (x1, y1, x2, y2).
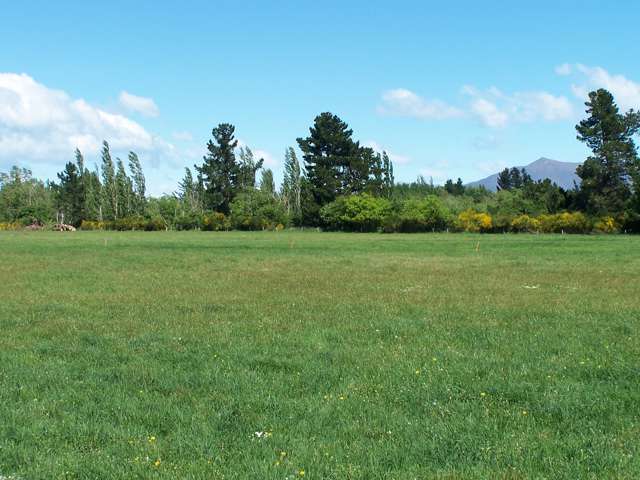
(1, 0, 640, 195)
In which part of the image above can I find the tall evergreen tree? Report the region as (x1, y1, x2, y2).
(195, 123, 239, 214)
(55, 161, 85, 226)
(297, 112, 376, 207)
(575, 89, 640, 215)
(497, 168, 511, 191)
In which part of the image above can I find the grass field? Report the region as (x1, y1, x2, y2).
(0, 231, 639, 479)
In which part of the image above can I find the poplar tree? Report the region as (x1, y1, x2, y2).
(100, 141, 117, 220)
(115, 158, 133, 218)
(128, 151, 146, 215)
(238, 146, 264, 190)
(282, 147, 302, 218)
(260, 169, 276, 198)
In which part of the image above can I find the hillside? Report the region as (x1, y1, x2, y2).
(467, 157, 581, 191)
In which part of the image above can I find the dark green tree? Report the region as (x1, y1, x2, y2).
(196, 123, 240, 214)
(575, 89, 640, 215)
(297, 112, 360, 208)
(55, 161, 85, 226)
(496, 168, 511, 191)
(445, 178, 465, 195)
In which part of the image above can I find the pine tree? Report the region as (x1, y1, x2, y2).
(575, 89, 640, 215)
(195, 123, 240, 214)
(497, 168, 511, 191)
(56, 161, 85, 226)
(297, 112, 363, 207)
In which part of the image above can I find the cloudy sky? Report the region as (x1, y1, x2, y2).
(1, 1, 640, 195)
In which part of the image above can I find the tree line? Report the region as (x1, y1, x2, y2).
(1, 88, 639, 233)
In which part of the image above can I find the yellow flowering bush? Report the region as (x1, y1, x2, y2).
(0, 222, 21, 231)
(538, 212, 591, 233)
(511, 214, 540, 233)
(594, 216, 618, 233)
(457, 209, 493, 232)
(80, 220, 106, 230)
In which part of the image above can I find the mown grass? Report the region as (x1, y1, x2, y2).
(0, 231, 639, 479)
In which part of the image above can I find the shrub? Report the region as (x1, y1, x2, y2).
(396, 196, 450, 232)
(320, 193, 391, 232)
(80, 220, 105, 230)
(492, 213, 514, 233)
(593, 216, 618, 234)
(175, 212, 204, 231)
(144, 217, 166, 231)
(456, 209, 493, 232)
(511, 214, 540, 233)
(230, 189, 287, 231)
(538, 212, 591, 234)
(202, 212, 230, 231)
(619, 212, 640, 233)
(0, 222, 21, 231)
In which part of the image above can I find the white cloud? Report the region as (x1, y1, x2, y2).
(118, 91, 159, 117)
(253, 149, 278, 168)
(378, 88, 464, 119)
(471, 134, 501, 150)
(469, 98, 509, 128)
(419, 160, 450, 184)
(462, 85, 573, 127)
(0, 73, 167, 163)
(555, 63, 572, 76)
(172, 131, 193, 142)
(364, 140, 411, 165)
(569, 64, 640, 111)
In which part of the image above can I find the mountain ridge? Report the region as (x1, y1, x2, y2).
(467, 157, 581, 191)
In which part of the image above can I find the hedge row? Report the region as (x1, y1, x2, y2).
(319, 194, 633, 233)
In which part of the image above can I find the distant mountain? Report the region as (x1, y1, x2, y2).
(467, 157, 581, 191)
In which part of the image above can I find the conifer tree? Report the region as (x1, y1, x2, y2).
(195, 123, 239, 214)
(575, 88, 640, 214)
